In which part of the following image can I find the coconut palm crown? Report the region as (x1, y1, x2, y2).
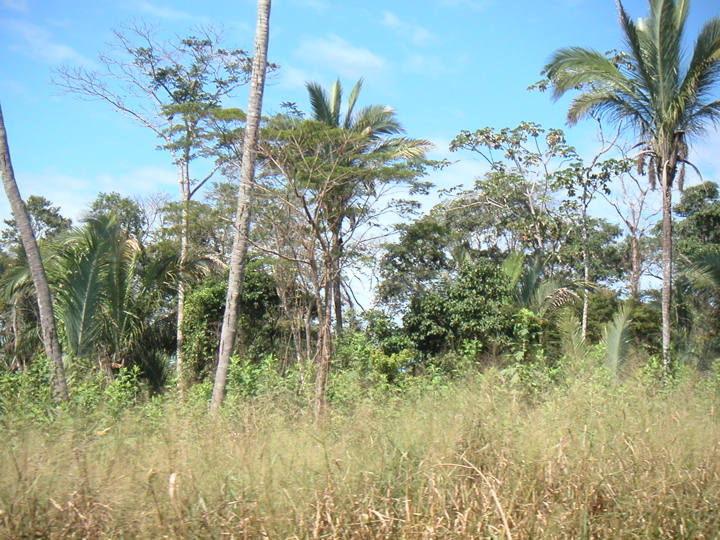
(542, 0, 720, 372)
(306, 78, 430, 159)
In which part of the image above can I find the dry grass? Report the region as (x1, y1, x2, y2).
(2, 370, 720, 538)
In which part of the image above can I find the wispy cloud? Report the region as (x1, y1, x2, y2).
(276, 63, 322, 91)
(0, 19, 92, 65)
(1, 0, 29, 13)
(0, 166, 178, 222)
(291, 0, 326, 10)
(403, 54, 451, 77)
(294, 35, 389, 82)
(439, 0, 494, 9)
(381, 12, 434, 47)
(132, 0, 193, 20)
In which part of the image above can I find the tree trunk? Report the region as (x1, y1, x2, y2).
(661, 164, 673, 375)
(331, 229, 343, 332)
(0, 102, 69, 401)
(211, 0, 271, 412)
(629, 225, 641, 298)
(175, 160, 190, 395)
(581, 194, 589, 342)
(314, 271, 333, 421)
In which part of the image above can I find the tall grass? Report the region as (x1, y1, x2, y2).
(2, 366, 720, 538)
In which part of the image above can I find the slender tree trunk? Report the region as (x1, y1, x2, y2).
(314, 270, 333, 421)
(211, 0, 271, 412)
(175, 161, 190, 395)
(661, 164, 673, 375)
(630, 233, 641, 298)
(0, 103, 69, 401)
(581, 195, 590, 341)
(331, 229, 343, 332)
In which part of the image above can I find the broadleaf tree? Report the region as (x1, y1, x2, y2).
(55, 23, 254, 390)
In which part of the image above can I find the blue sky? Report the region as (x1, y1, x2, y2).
(1, 0, 719, 226)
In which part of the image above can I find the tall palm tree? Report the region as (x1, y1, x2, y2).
(0, 103, 69, 401)
(211, 0, 271, 412)
(543, 0, 720, 373)
(305, 79, 429, 330)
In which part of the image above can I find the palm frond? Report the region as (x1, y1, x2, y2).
(558, 311, 589, 364)
(54, 229, 109, 357)
(532, 281, 578, 316)
(601, 303, 633, 376)
(501, 251, 525, 289)
(543, 47, 634, 99)
(328, 78, 342, 127)
(684, 250, 720, 291)
(306, 81, 333, 126)
(373, 136, 432, 160)
(352, 104, 403, 137)
(344, 78, 363, 129)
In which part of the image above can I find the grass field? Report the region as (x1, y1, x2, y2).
(2, 366, 720, 538)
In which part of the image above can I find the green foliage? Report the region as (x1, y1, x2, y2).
(511, 308, 543, 362)
(0, 355, 143, 423)
(601, 303, 633, 376)
(182, 266, 281, 385)
(674, 181, 720, 259)
(226, 354, 282, 398)
(0, 195, 72, 253)
(182, 275, 226, 383)
(67, 361, 142, 417)
(0, 355, 54, 422)
(86, 192, 148, 240)
(361, 309, 414, 356)
(403, 257, 513, 356)
(376, 216, 453, 313)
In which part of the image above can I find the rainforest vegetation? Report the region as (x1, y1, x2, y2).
(2, 0, 720, 537)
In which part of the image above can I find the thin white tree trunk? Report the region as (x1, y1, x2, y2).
(0, 102, 69, 401)
(581, 190, 590, 342)
(314, 272, 333, 421)
(176, 160, 190, 395)
(211, 0, 271, 411)
(661, 164, 673, 375)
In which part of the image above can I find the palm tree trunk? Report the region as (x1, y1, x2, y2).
(661, 164, 673, 375)
(581, 196, 589, 341)
(0, 102, 69, 401)
(211, 0, 271, 412)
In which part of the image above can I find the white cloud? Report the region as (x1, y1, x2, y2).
(293, 35, 389, 83)
(381, 11, 434, 47)
(0, 19, 92, 65)
(98, 166, 177, 193)
(275, 63, 321, 90)
(403, 54, 451, 77)
(291, 0, 326, 10)
(1, 0, 28, 13)
(132, 0, 193, 20)
(0, 166, 178, 222)
(439, 0, 494, 9)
